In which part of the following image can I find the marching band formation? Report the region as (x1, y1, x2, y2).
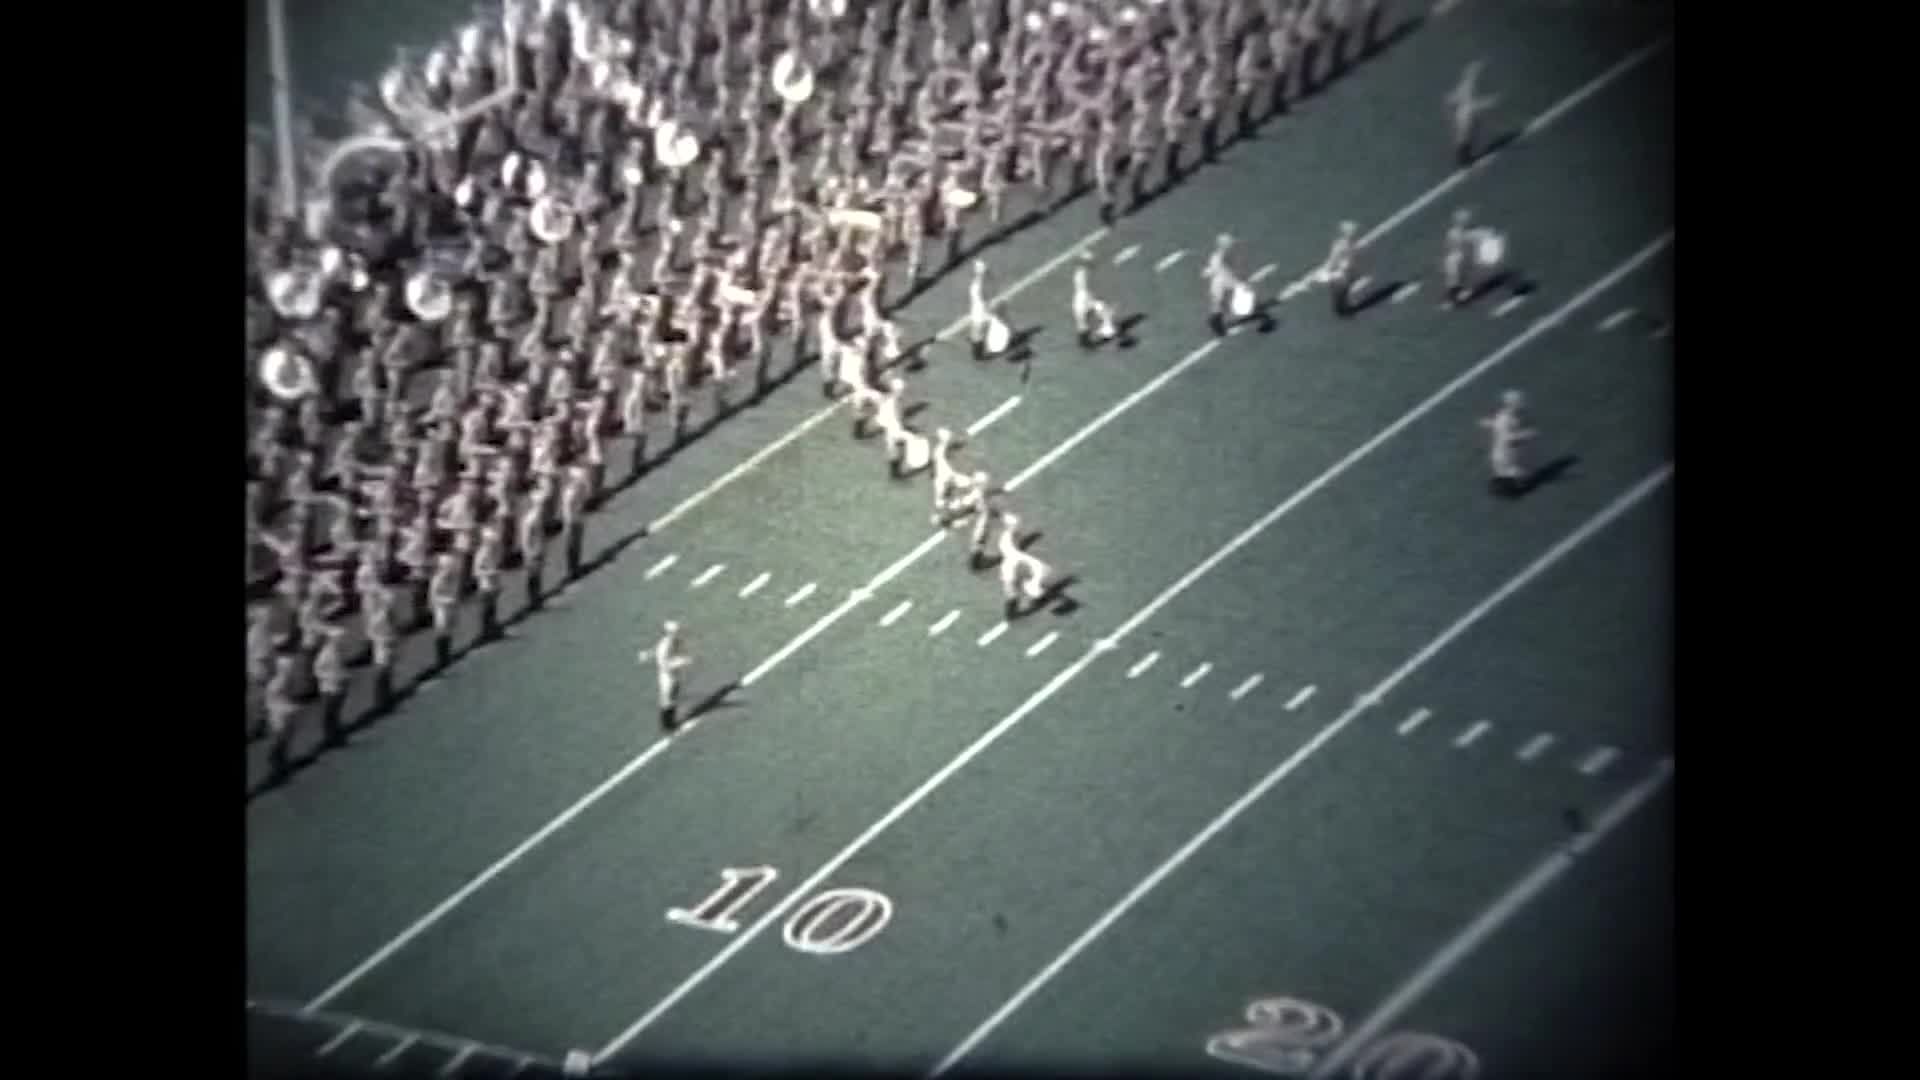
(247, 0, 1518, 778)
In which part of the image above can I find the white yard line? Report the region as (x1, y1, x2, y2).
(879, 600, 913, 627)
(1517, 733, 1556, 762)
(689, 564, 725, 588)
(1154, 249, 1188, 272)
(966, 395, 1023, 437)
(1599, 307, 1636, 332)
(783, 582, 817, 608)
(253, 998, 552, 1076)
(1180, 662, 1213, 689)
(977, 622, 1010, 647)
(643, 554, 678, 580)
(927, 465, 1676, 1077)
(1126, 651, 1161, 679)
(1492, 295, 1527, 318)
(1228, 673, 1265, 702)
(1392, 281, 1423, 303)
(374, 1035, 418, 1068)
(316, 1023, 361, 1057)
(1006, 338, 1222, 489)
(928, 609, 961, 637)
(1308, 758, 1675, 1079)
(1578, 746, 1621, 776)
(1284, 685, 1317, 711)
(1397, 707, 1432, 736)
(1026, 631, 1061, 657)
(312, 64, 1670, 1015)
(1249, 263, 1279, 284)
(302, 732, 678, 1008)
(437, 1046, 477, 1077)
(1454, 720, 1492, 748)
(1114, 244, 1142, 265)
(737, 571, 770, 599)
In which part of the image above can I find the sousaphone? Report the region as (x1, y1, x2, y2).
(529, 192, 578, 244)
(653, 120, 701, 168)
(258, 344, 319, 402)
(265, 265, 324, 321)
(772, 48, 815, 104)
(405, 267, 454, 322)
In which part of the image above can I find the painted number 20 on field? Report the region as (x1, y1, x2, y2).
(668, 866, 895, 955)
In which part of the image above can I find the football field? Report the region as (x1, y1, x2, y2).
(246, 3, 1675, 1076)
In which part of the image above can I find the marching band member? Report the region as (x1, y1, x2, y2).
(427, 550, 464, 668)
(930, 427, 970, 521)
(519, 473, 553, 608)
(363, 585, 399, 708)
(1203, 232, 1240, 335)
(1321, 220, 1360, 316)
(652, 620, 692, 733)
(313, 623, 351, 745)
(559, 461, 593, 577)
(1072, 250, 1119, 346)
(1442, 207, 1475, 304)
(264, 653, 302, 779)
(870, 374, 917, 479)
(1446, 60, 1499, 167)
(1479, 389, 1536, 496)
(968, 259, 997, 360)
(995, 511, 1053, 618)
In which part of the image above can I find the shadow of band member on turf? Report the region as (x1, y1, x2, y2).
(1492, 454, 1579, 499)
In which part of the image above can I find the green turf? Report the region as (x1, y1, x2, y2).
(247, 2, 1674, 1073)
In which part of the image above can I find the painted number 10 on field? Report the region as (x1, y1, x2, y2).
(668, 866, 895, 955)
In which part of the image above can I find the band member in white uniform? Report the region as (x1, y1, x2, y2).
(1442, 207, 1475, 305)
(1321, 220, 1360, 316)
(940, 469, 1000, 569)
(1071, 251, 1119, 346)
(994, 511, 1053, 618)
(427, 550, 464, 668)
(652, 620, 693, 733)
(1446, 59, 1499, 167)
(930, 427, 969, 521)
(968, 259, 993, 360)
(870, 375, 916, 478)
(1203, 233, 1241, 335)
(313, 624, 350, 745)
(1478, 389, 1537, 495)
